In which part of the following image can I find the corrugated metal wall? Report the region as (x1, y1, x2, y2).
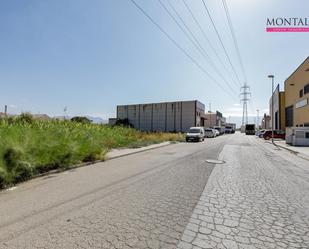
(117, 101, 202, 132)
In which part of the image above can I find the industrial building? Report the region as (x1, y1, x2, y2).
(116, 100, 205, 132)
(203, 111, 226, 128)
(269, 84, 285, 130)
(261, 113, 271, 129)
(284, 56, 309, 128)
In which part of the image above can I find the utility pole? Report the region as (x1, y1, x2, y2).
(240, 83, 251, 126)
(268, 75, 275, 145)
(4, 105, 7, 117)
(256, 109, 260, 129)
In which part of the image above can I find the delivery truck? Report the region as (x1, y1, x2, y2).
(245, 124, 256, 135)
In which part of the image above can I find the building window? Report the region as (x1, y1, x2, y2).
(285, 105, 294, 127)
(306, 132, 309, 139)
(305, 83, 309, 94)
(300, 89, 303, 97)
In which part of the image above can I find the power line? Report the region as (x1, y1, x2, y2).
(165, 0, 207, 59)
(201, 0, 242, 87)
(157, 0, 205, 63)
(181, 0, 240, 88)
(222, 0, 247, 83)
(160, 0, 238, 96)
(128, 0, 238, 101)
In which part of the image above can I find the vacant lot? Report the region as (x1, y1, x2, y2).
(0, 116, 184, 188)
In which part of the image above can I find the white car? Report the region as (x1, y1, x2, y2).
(186, 127, 205, 142)
(213, 129, 220, 136)
(204, 128, 216, 138)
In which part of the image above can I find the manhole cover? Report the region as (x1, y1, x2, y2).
(205, 159, 225, 164)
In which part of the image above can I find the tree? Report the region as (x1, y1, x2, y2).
(16, 112, 33, 123)
(70, 116, 92, 124)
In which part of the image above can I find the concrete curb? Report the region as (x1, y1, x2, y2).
(106, 142, 172, 160)
(275, 144, 309, 161)
(262, 139, 309, 161)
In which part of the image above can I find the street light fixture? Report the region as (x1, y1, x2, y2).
(268, 75, 275, 145)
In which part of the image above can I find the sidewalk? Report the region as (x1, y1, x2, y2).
(274, 140, 309, 161)
(106, 141, 171, 159)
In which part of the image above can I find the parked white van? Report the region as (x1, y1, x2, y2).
(185, 127, 205, 142)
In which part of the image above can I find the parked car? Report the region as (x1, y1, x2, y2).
(213, 129, 220, 136)
(214, 126, 224, 135)
(263, 130, 285, 140)
(256, 129, 266, 138)
(204, 128, 216, 138)
(186, 127, 205, 142)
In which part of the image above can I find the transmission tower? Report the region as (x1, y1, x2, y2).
(240, 83, 251, 125)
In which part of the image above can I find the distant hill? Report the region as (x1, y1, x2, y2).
(84, 115, 107, 124)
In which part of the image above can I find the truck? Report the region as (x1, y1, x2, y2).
(224, 123, 236, 134)
(245, 124, 256, 135)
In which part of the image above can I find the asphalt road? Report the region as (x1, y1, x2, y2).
(1, 133, 309, 249)
(178, 134, 309, 249)
(0, 133, 227, 249)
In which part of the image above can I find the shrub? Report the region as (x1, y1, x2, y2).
(115, 118, 133, 127)
(71, 116, 92, 124)
(0, 167, 7, 188)
(13, 161, 33, 183)
(3, 147, 23, 171)
(16, 112, 33, 124)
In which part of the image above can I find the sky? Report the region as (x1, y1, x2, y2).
(1, 0, 309, 126)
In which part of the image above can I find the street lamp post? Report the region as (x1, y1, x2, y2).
(268, 75, 275, 145)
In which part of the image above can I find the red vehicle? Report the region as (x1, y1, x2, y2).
(263, 130, 285, 140)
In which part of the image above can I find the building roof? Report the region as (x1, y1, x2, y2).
(285, 56, 309, 82)
(117, 100, 201, 107)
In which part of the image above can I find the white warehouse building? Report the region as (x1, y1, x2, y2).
(116, 100, 205, 132)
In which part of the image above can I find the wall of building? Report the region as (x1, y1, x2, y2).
(117, 100, 204, 132)
(204, 113, 217, 128)
(279, 92, 286, 130)
(284, 57, 309, 128)
(203, 111, 226, 128)
(269, 85, 286, 130)
(196, 101, 205, 127)
(261, 114, 271, 129)
(270, 85, 279, 129)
